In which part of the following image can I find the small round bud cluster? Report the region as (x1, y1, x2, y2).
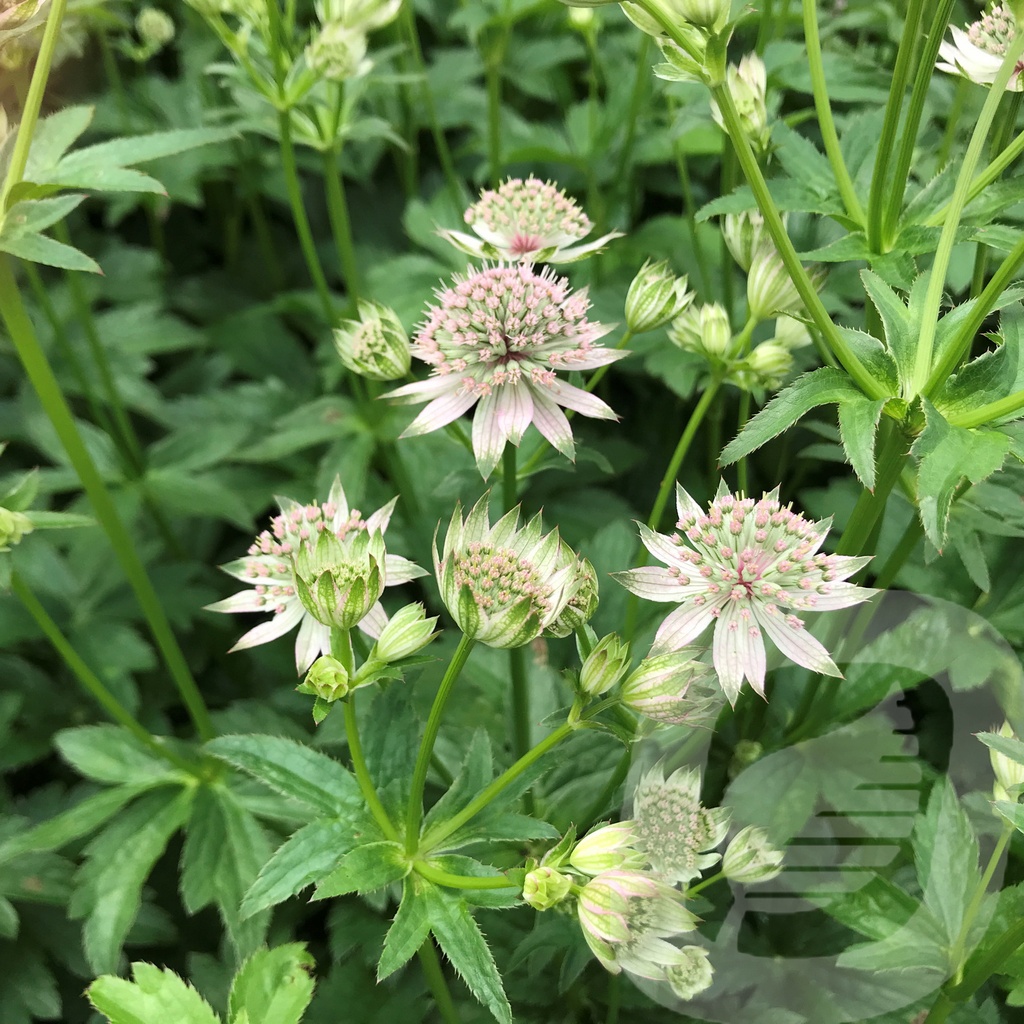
(967, 5, 1017, 55)
(990, 721, 1024, 802)
(334, 300, 411, 381)
(306, 21, 368, 80)
(136, 7, 175, 49)
(522, 865, 574, 910)
(721, 824, 784, 884)
(664, 946, 715, 1000)
(624, 260, 694, 334)
(0, 506, 32, 552)
(578, 634, 631, 696)
(299, 654, 350, 703)
(745, 340, 793, 389)
(669, 302, 732, 358)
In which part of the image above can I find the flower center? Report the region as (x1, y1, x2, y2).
(969, 5, 1017, 55)
(451, 542, 550, 614)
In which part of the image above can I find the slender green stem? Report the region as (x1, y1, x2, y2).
(277, 111, 336, 325)
(612, 35, 651, 214)
(417, 940, 462, 1024)
(835, 423, 907, 555)
(421, 722, 575, 852)
(736, 391, 752, 494)
(322, 147, 362, 313)
(930, 127, 1024, 228)
(0, 0, 68, 212)
(501, 444, 518, 512)
(11, 571, 200, 777)
(605, 974, 621, 1024)
(687, 870, 724, 897)
(648, 376, 725, 532)
(910, 34, 1024, 397)
(866, 0, 924, 250)
(926, 233, 1024, 394)
(950, 388, 1024, 429)
(484, 31, 507, 187)
(342, 682, 400, 841)
(414, 861, 520, 889)
(802, 0, 866, 227)
(0, 257, 215, 741)
(946, 916, 1024, 1003)
(755, 0, 775, 53)
(405, 634, 476, 853)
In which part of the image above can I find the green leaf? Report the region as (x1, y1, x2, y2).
(977, 730, 1024, 767)
(89, 962, 221, 1024)
(0, 195, 86, 238)
(0, 784, 150, 866)
(180, 787, 271, 958)
(70, 787, 194, 974)
(206, 735, 362, 817)
(312, 841, 409, 899)
(228, 944, 315, 1024)
(861, 270, 916, 389)
(911, 402, 1012, 548)
(423, 731, 493, 831)
(423, 884, 513, 1024)
(720, 367, 866, 465)
(838, 396, 888, 489)
(0, 231, 101, 272)
(994, 800, 1024, 834)
(23, 106, 94, 177)
(378, 876, 433, 981)
(55, 725, 181, 786)
(241, 818, 361, 919)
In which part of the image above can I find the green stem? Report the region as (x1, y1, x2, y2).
(802, 0, 866, 227)
(322, 147, 362, 313)
(926, 233, 1024, 394)
(835, 423, 907, 555)
(0, 257, 215, 741)
(946, 916, 1024, 1003)
(277, 110, 336, 325)
(910, 33, 1024, 397)
(0, 0, 68, 212)
(950, 387, 1024, 429)
(421, 722, 575, 852)
(342, 678, 399, 841)
(612, 35, 651, 215)
(755, 0, 775, 53)
(687, 870, 724, 897)
(485, 32, 507, 188)
(501, 444, 517, 512)
(736, 390, 752, 494)
(405, 634, 476, 853)
(866, 0, 924, 250)
(414, 861, 520, 889)
(11, 571, 200, 777)
(417, 940, 462, 1024)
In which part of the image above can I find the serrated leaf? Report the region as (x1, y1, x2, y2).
(0, 231, 101, 272)
(838, 397, 888, 489)
(423, 731, 493, 831)
(312, 841, 409, 899)
(977, 731, 1024, 767)
(23, 106, 94, 177)
(951, 525, 990, 591)
(206, 735, 361, 817)
(994, 800, 1024, 834)
(720, 367, 866, 465)
(0, 194, 85, 238)
(89, 963, 221, 1024)
(861, 270, 916, 388)
(55, 725, 181, 786)
(241, 818, 362, 918)
(228, 944, 315, 1024)
(71, 787, 193, 974)
(423, 884, 512, 1024)
(378, 875, 433, 981)
(911, 402, 1012, 548)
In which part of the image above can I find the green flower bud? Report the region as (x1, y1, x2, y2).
(579, 633, 631, 696)
(653, 34, 708, 83)
(544, 553, 599, 639)
(292, 529, 386, 630)
(305, 21, 367, 81)
(721, 825, 784, 884)
(674, 0, 731, 30)
(136, 7, 174, 48)
(746, 246, 826, 321)
(522, 866, 574, 911)
(991, 721, 1024, 802)
(569, 822, 644, 875)
(372, 602, 438, 662)
(624, 260, 693, 334)
(334, 300, 411, 381)
(721, 210, 772, 272)
(566, 5, 597, 30)
(0, 507, 33, 552)
(669, 302, 731, 357)
(746, 340, 793, 389)
(298, 654, 350, 702)
(711, 54, 769, 153)
(620, 652, 722, 725)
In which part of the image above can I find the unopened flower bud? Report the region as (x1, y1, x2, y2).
(299, 654, 350, 702)
(570, 822, 644, 875)
(991, 721, 1024, 802)
(523, 866, 573, 910)
(292, 529, 386, 630)
(372, 602, 438, 662)
(544, 554, 599, 638)
(772, 314, 812, 350)
(675, 0, 731, 30)
(334, 300, 411, 381)
(654, 34, 708, 83)
(136, 7, 174, 48)
(746, 341, 793, 388)
(579, 634, 631, 696)
(711, 54, 769, 152)
(0, 40, 25, 71)
(722, 825, 784, 884)
(620, 652, 722, 725)
(722, 210, 771, 272)
(0, 507, 33, 551)
(746, 246, 825, 321)
(728, 739, 763, 779)
(567, 6, 596, 30)
(669, 302, 731, 357)
(305, 22, 367, 81)
(625, 260, 693, 334)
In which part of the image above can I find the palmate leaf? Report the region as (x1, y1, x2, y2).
(89, 963, 220, 1024)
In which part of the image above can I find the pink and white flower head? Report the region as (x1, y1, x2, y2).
(383, 263, 625, 478)
(937, 5, 1024, 91)
(433, 495, 578, 648)
(576, 869, 699, 979)
(438, 177, 622, 264)
(614, 483, 875, 704)
(206, 477, 426, 674)
(631, 765, 730, 884)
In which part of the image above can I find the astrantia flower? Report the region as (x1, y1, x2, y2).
(721, 825, 784, 884)
(544, 551, 599, 637)
(631, 765, 730, 884)
(937, 5, 1024, 91)
(438, 178, 622, 264)
(383, 263, 624, 478)
(576, 869, 698, 979)
(614, 483, 875, 703)
(434, 496, 577, 648)
(619, 651, 722, 725)
(207, 478, 426, 674)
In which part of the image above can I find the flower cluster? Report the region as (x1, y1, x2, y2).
(207, 478, 425, 673)
(615, 484, 875, 703)
(384, 262, 624, 478)
(937, 5, 1024, 92)
(438, 177, 622, 264)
